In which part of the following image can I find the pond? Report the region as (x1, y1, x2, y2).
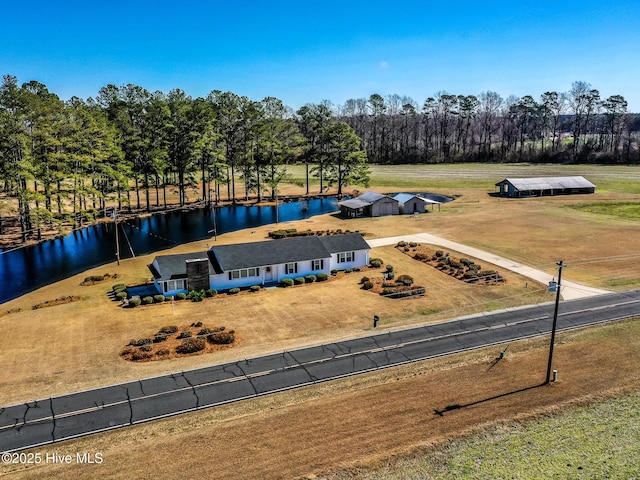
(0, 198, 339, 304)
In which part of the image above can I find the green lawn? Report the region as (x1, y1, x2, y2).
(324, 392, 640, 480)
(285, 163, 640, 193)
(568, 201, 640, 220)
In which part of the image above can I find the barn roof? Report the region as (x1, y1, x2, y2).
(338, 191, 398, 210)
(496, 176, 595, 191)
(393, 193, 424, 204)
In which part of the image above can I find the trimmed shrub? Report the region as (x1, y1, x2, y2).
(435, 250, 444, 258)
(294, 277, 305, 285)
(176, 293, 187, 300)
(153, 295, 165, 303)
(330, 269, 338, 276)
(206, 289, 217, 297)
(408, 242, 418, 248)
(385, 264, 394, 273)
(414, 252, 430, 261)
(386, 272, 395, 280)
(360, 276, 370, 284)
(281, 278, 294, 287)
(397, 274, 414, 286)
(192, 321, 203, 327)
(362, 281, 374, 290)
(153, 333, 167, 343)
(188, 290, 206, 302)
(142, 296, 154, 305)
(316, 273, 329, 282)
(207, 331, 235, 345)
(370, 258, 383, 267)
(116, 291, 127, 301)
(396, 241, 407, 247)
(344, 268, 353, 274)
(250, 285, 261, 292)
(134, 338, 152, 346)
(176, 337, 205, 354)
(112, 283, 126, 292)
(177, 330, 192, 339)
(159, 326, 178, 334)
(128, 297, 141, 307)
(131, 351, 152, 361)
(228, 287, 240, 294)
(305, 275, 317, 283)
(197, 327, 213, 336)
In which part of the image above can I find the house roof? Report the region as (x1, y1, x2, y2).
(208, 233, 370, 273)
(317, 232, 370, 253)
(496, 176, 595, 191)
(149, 251, 210, 281)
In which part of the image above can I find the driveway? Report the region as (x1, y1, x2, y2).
(366, 233, 611, 300)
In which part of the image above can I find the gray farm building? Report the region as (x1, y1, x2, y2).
(495, 176, 596, 198)
(338, 191, 400, 217)
(339, 191, 444, 217)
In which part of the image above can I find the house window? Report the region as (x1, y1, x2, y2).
(166, 279, 185, 292)
(337, 252, 355, 263)
(228, 268, 259, 280)
(285, 263, 298, 274)
(312, 259, 324, 271)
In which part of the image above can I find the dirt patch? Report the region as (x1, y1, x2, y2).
(121, 324, 238, 362)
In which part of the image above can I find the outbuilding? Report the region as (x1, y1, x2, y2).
(338, 191, 399, 217)
(393, 193, 428, 214)
(495, 176, 596, 198)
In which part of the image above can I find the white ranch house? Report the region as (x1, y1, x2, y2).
(148, 233, 371, 296)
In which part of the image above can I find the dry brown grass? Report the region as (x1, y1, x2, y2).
(1, 188, 639, 406)
(1, 184, 639, 478)
(3, 318, 638, 480)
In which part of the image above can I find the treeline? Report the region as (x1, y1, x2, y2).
(0, 75, 368, 243)
(1, 75, 638, 244)
(337, 82, 639, 165)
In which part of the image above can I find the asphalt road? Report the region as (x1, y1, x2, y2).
(2, 289, 639, 453)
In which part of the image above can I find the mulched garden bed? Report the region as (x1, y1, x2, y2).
(121, 323, 239, 362)
(395, 241, 506, 285)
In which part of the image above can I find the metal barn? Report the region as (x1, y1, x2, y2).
(495, 176, 596, 198)
(338, 191, 400, 217)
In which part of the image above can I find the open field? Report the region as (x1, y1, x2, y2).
(1, 163, 639, 477)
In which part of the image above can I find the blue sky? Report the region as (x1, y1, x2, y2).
(2, 0, 639, 111)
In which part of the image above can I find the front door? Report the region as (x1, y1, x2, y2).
(264, 266, 274, 282)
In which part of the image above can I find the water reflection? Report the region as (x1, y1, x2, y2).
(0, 198, 338, 303)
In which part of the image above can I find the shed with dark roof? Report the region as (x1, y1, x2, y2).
(338, 191, 399, 217)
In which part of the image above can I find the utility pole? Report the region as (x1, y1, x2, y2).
(546, 260, 566, 384)
(208, 205, 217, 241)
(113, 207, 120, 266)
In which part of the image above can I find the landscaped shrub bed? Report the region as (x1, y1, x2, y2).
(32, 295, 82, 310)
(80, 272, 118, 286)
(396, 242, 506, 285)
(121, 323, 238, 362)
